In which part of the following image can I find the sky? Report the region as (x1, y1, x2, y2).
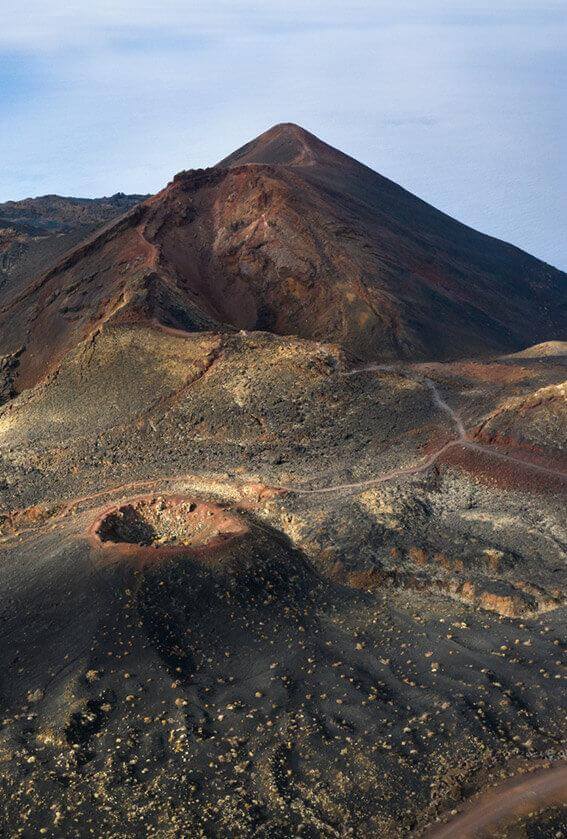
(1, 1, 565, 268)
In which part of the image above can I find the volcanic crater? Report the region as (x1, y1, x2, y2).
(93, 495, 249, 554)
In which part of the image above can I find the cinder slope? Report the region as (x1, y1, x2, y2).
(218, 123, 566, 354)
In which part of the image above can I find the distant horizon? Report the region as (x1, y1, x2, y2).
(1, 1, 565, 269)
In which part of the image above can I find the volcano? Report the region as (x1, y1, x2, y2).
(0, 123, 564, 395)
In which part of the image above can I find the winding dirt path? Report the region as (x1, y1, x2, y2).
(424, 763, 567, 838)
(277, 364, 565, 495)
(345, 362, 464, 432)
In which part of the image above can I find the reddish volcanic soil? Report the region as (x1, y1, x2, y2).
(90, 495, 249, 566)
(437, 441, 567, 494)
(425, 763, 567, 838)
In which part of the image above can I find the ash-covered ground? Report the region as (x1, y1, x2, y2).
(0, 326, 565, 836)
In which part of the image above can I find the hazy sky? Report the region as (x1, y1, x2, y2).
(1, 1, 565, 268)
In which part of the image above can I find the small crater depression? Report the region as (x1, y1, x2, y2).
(94, 496, 248, 551)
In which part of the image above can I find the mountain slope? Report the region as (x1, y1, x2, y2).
(0, 124, 564, 395)
(0, 193, 146, 306)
